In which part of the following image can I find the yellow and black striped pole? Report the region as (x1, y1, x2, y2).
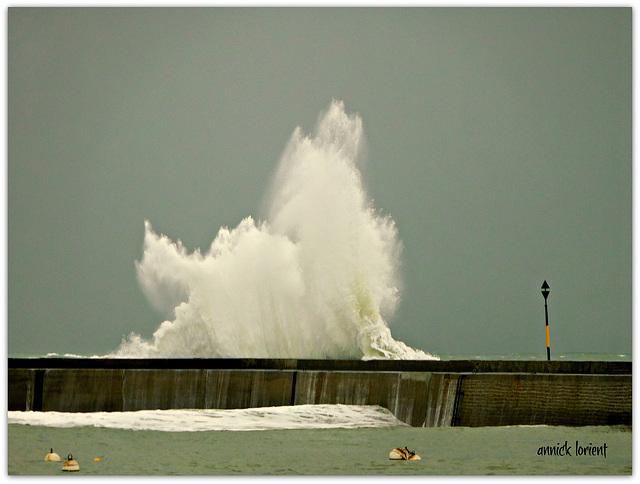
(541, 280, 550, 361)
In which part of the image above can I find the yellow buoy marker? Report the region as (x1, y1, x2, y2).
(45, 448, 61, 461)
(62, 454, 80, 472)
(94, 457, 100, 462)
(389, 447, 421, 460)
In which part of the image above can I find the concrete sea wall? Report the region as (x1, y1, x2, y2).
(8, 359, 631, 427)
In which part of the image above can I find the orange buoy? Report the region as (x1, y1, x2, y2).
(62, 454, 79, 472)
(94, 458, 100, 462)
(45, 448, 60, 461)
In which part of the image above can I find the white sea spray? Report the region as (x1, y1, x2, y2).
(112, 100, 436, 360)
(8, 405, 407, 431)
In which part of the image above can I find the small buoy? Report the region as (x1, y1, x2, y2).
(45, 448, 60, 461)
(94, 457, 100, 462)
(62, 454, 79, 472)
(389, 447, 406, 460)
(389, 447, 421, 461)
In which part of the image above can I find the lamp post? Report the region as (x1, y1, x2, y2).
(541, 280, 550, 361)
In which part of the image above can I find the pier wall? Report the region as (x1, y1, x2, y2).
(8, 359, 631, 427)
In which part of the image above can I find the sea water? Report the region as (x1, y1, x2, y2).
(7, 408, 631, 475)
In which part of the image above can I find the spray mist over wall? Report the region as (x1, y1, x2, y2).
(113, 100, 436, 359)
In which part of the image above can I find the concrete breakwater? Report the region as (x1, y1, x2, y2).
(8, 359, 631, 427)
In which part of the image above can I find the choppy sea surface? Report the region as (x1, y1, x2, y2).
(7, 406, 631, 476)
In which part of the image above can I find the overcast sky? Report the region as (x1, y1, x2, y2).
(8, 7, 631, 357)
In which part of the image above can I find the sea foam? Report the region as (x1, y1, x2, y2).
(8, 405, 408, 431)
(112, 100, 436, 360)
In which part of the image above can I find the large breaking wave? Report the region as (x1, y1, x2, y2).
(112, 100, 436, 360)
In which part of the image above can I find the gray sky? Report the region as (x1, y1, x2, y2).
(8, 7, 631, 357)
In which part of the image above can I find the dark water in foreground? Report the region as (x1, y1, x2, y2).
(8, 422, 631, 475)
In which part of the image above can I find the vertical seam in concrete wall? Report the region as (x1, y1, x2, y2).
(118, 369, 124, 412)
(393, 373, 400, 418)
(122, 369, 127, 411)
(32, 369, 44, 411)
(24, 372, 31, 411)
(451, 374, 466, 426)
(290, 371, 297, 406)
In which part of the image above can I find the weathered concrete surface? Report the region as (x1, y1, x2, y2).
(42, 369, 124, 412)
(120, 369, 294, 411)
(452, 373, 631, 426)
(8, 369, 37, 411)
(8, 368, 296, 413)
(293, 371, 430, 427)
(423, 373, 460, 427)
(8, 359, 631, 427)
